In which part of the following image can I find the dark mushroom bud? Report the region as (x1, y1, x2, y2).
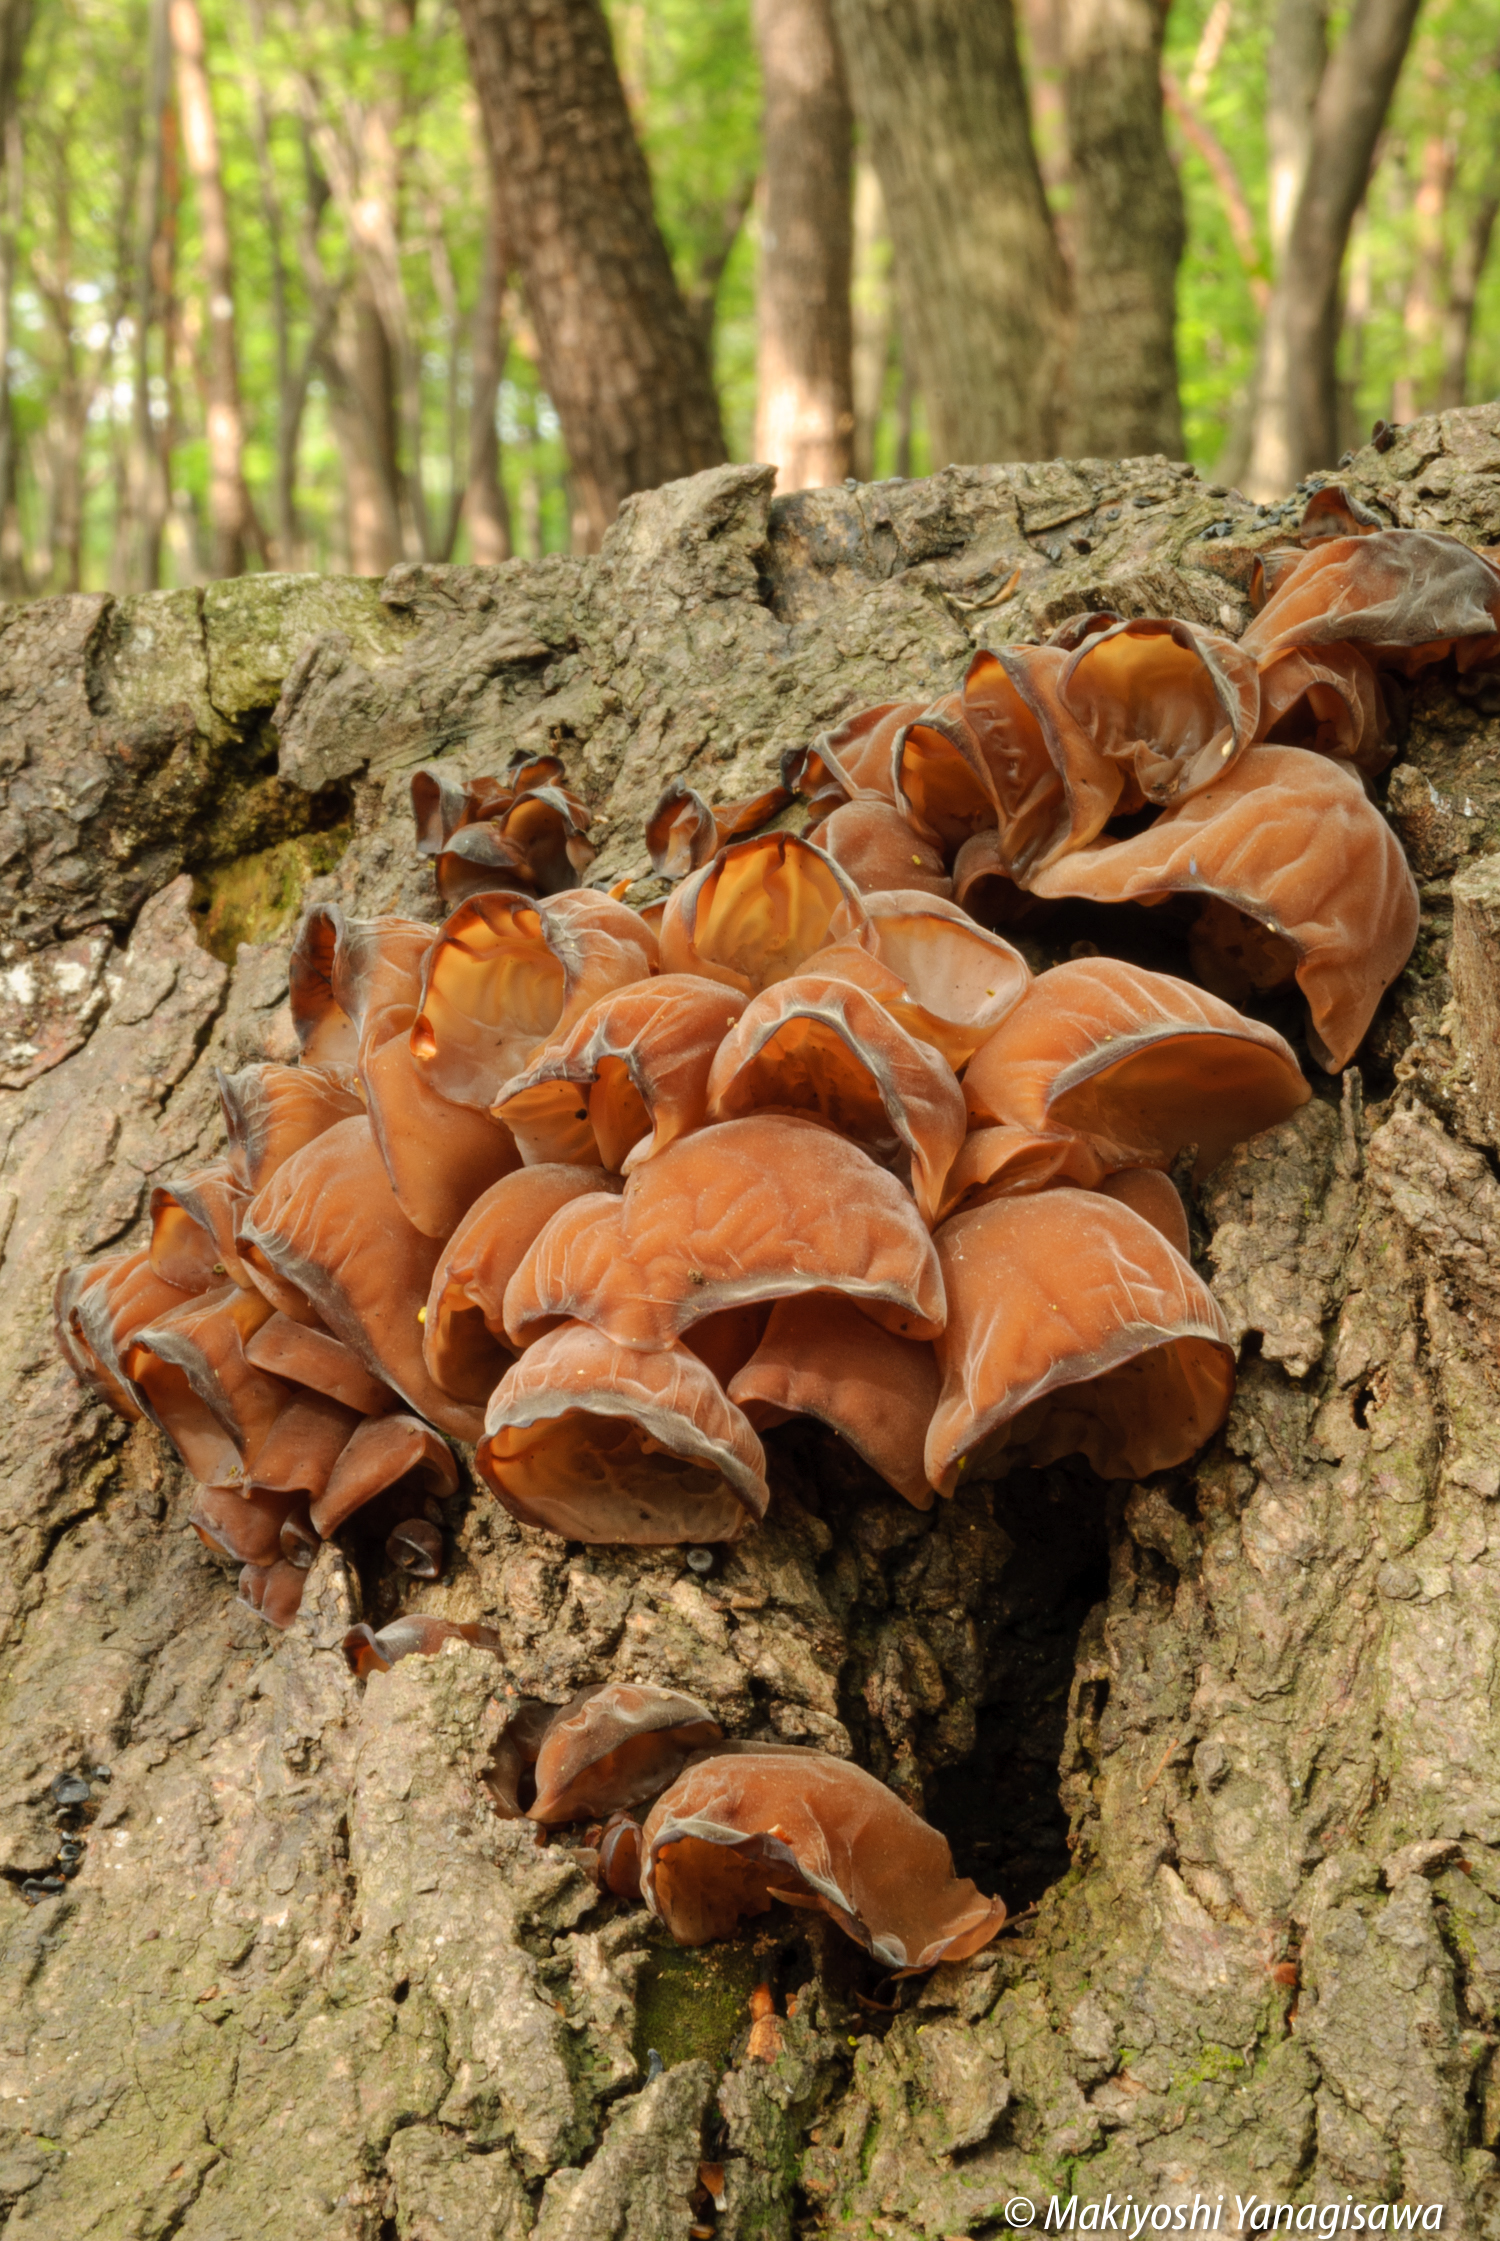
(340, 1613, 502, 1679)
(423, 1163, 624, 1405)
(386, 1517, 443, 1577)
(527, 1681, 724, 1825)
(728, 1294, 941, 1510)
(217, 1062, 365, 1194)
(309, 1412, 458, 1538)
(642, 1750, 1006, 1972)
(1025, 748, 1419, 1072)
(237, 1558, 307, 1629)
(491, 978, 747, 1171)
(809, 798, 952, 900)
(821, 889, 1031, 1068)
(658, 832, 875, 996)
(502, 1114, 946, 1352)
(927, 1189, 1235, 1493)
(411, 889, 658, 1110)
(477, 1322, 770, 1544)
(704, 972, 967, 1227)
(962, 954, 1310, 1179)
(239, 1116, 483, 1440)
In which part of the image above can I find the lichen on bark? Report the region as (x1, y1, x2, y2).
(4, 410, 1500, 2238)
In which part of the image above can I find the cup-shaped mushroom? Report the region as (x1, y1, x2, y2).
(822, 889, 1031, 1068)
(787, 701, 930, 808)
(485, 1696, 557, 1815)
(949, 831, 1041, 930)
(387, 1517, 443, 1576)
(728, 1294, 940, 1510)
(54, 1253, 164, 1419)
(491, 783, 597, 897)
(309, 1412, 458, 1538)
(410, 889, 658, 1110)
(121, 1283, 288, 1486)
(935, 1124, 1107, 1223)
(341, 1613, 502, 1678)
(1255, 643, 1389, 775)
(1296, 483, 1383, 542)
(962, 955, 1310, 1177)
(410, 766, 513, 855)
(1240, 528, 1500, 666)
(149, 1163, 252, 1294)
(243, 1311, 396, 1414)
(423, 1163, 624, 1405)
(503, 1115, 946, 1352)
(892, 715, 998, 858)
(245, 1390, 362, 1502)
(1057, 618, 1260, 812)
(237, 1557, 307, 1629)
(704, 974, 967, 1228)
(809, 799, 951, 900)
(1026, 746, 1419, 1072)
(527, 1681, 724, 1825)
(1098, 1167, 1191, 1257)
(189, 1484, 308, 1566)
(960, 645, 1112, 875)
(288, 906, 356, 1064)
(433, 819, 538, 903)
(240, 1115, 483, 1441)
(491, 978, 746, 1172)
(647, 780, 792, 881)
(926, 1190, 1235, 1492)
(642, 1750, 1006, 1971)
(476, 1322, 770, 1544)
(658, 832, 875, 996)
(217, 1062, 365, 1194)
(598, 1812, 645, 1898)
(360, 1020, 523, 1239)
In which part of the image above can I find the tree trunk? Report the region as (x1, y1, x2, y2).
(453, 0, 726, 549)
(464, 172, 513, 564)
(1058, 0, 1185, 457)
(829, 0, 1071, 467)
(1244, 0, 1421, 498)
(850, 155, 893, 482)
(1438, 172, 1500, 409)
(169, 0, 248, 578)
(751, 0, 855, 494)
(0, 0, 32, 599)
(7, 431, 1500, 2232)
(1392, 134, 1455, 423)
(119, 0, 173, 593)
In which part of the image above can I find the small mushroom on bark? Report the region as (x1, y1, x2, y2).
(309, 1411, 458, 1538)
(503, 1114, 946, 1352)
(962, 955, 1310, 1178)
(1026, 747, 1419, 1071)
(477, 1321, 770, 1544)
(728, 1294, 941, 1509)
(237, 1558, 308, 1629)
(341, 1614, 502, 1678)
(527, 1681, 724, 1825)
(927, 1189, 1235, 1492)
(658, 832, 875, 995)
(642, 1749, 1006, 1971)
(704, 972, 967, 1227)
(491, 978, 746, 1171)
(646, 779, 793, 881)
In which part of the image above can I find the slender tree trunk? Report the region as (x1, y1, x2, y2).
(464, 175, 512, 564)
(1438, 167, 1500, 409)
(850, 156, 892, 482)
(245, 2, 300, 567)
(1390, 133, 1454, 423)
(120, 0, 173, 592)
(751, 0, 855, 493)
(1267, 0, 1326, 257)
(1058, 0, 1184, 457)
(454, 0, 726, 548)
(169, 0, 247, 577)
(831, 0, 1069, 468)
(0, 0, 32, 597)
(1244, 0, 1421, 497)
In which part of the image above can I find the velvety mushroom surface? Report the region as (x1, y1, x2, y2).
(50, 493, 1466, 1970)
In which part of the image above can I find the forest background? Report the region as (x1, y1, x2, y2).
(1, 0, 1496, 596)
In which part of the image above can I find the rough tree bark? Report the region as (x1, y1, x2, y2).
(751, 0, 856, 494)
(169, 0, 250, 579)
(1245, 0, 1422, 498)
(832, 0, 1070, 467)
(1058, 0, 1185, 458)
(454, 0, 726, 550)
(4, 416, 1500, 2236)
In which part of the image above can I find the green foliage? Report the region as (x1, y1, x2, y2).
(10, 0, 1500, 593)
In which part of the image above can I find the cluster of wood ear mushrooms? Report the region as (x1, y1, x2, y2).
(52, 488, 1487, 1968)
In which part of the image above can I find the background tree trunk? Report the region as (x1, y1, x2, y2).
(832, 0, 1071, 467)
(464, 171, 513, 564)
(1245, 0, 1421, 497)
(454, 0, 726, 549)
(169, 0, 248, 579)
(751, 0, 855, 493)
(1058, 0, 1185, 457)
(0, 0, 31, 598)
